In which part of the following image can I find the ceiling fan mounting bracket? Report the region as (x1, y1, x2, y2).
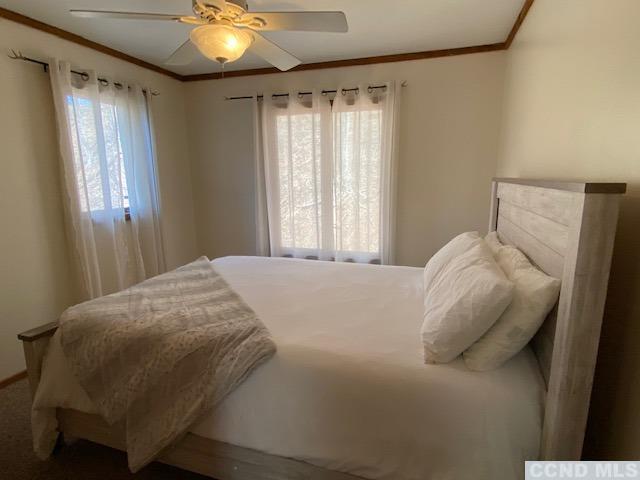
(193, 3, 217, 22)
(225, 0, 249, 10)
(192, 1, 269, 30)
(194, 0, 258, 26)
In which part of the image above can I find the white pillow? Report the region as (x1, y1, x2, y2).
(463, 240, 561, 371)
(423, 232, 482, 294)
(421, 241, 514, 364)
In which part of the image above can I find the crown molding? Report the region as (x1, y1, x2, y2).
(504, 0, 534, 48)
(183, 43, 506, 82)
(0, 7, 184, 81)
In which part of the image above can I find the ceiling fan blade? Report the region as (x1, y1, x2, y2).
(70, 10, 191, 21)
(248, 31, 301, 71)
(165, 39, 199, 66)
(243, 11, 348, 32)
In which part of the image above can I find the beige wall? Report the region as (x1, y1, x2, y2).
(496, 0, 640, 459)
(185, 52, 507, 267)
(0, 19, 198, 379)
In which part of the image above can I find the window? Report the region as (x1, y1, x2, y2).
(260, 86, 397, 264)
(333, 107, 383, 259)
(66, 95, 130, 219)
(275, 111, 324, 252)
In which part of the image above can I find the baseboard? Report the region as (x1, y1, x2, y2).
(0, 370, 27, 389)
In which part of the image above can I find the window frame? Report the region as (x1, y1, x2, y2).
(65, 93, 132, 222)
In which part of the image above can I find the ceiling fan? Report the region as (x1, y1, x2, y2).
(70, 0, 348, 71)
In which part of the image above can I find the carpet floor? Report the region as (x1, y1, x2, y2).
(0, 379, 209, 479)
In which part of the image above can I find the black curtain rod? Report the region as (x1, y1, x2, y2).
(225, 84, 390, 101)
(7, 49, 160, 96)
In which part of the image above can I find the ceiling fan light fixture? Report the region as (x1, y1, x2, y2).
(189, 24, 253, 65)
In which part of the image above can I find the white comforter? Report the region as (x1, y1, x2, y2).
(35, 256, 545, 480)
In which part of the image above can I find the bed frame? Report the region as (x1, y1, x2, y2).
(18, 178, 626, 478)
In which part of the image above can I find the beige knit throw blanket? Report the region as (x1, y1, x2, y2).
(58, 257, 276, 472)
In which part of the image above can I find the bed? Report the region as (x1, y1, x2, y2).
(18, 178, 626, 479)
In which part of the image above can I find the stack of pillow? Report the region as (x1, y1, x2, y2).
(421, 231, 561, 371)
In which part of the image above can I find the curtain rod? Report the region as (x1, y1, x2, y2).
(7, 49, 160, 96)
(224, 81, 407, 101)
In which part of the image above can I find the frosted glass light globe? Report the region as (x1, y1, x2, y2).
(190, 24, 254, 65)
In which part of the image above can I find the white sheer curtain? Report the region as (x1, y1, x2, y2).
(332, 83, 399, 264)
(259, 90, 333, 260)
(256, 81, 400, 264)
(50, 59, 165, 299)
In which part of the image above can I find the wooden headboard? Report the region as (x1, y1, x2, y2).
(488, 178, 625, 460)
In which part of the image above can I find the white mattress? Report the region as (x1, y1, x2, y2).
(36, 256, 545, 480)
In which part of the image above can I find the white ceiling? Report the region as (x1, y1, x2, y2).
(1, 0, 525, 75)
